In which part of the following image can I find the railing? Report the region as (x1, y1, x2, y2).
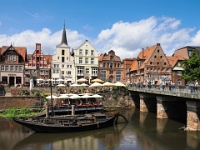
(128, 84, 200, 95)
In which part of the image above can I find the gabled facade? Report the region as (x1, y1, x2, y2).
(0, 45, 27, 87)
(122, 58, 136, 84)
(98, 50, 123, 83)
(24, 43, 52, 86)
(130, 43, 172, 85)
(52, 24, 74, 84)
(173, 46, 200, 59)
(167, 56, 184, 85)
(73, 40, 98, 83)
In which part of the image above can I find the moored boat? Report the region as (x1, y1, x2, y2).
(13, 113, 128, 133)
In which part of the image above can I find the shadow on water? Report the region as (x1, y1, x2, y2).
(14, 123, 127, 150)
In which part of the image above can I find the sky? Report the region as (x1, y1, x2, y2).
(0, 0, 200, 59)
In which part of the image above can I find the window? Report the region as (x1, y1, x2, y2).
(85, 58, 88, 64)
(13, 55, 16, 61)
(92, 68, 98, 76)
(67, 65, 69, 68)
(177, 61, 181, 67)
(110, 56, 113, 61)
(10, 66, 14, 71)
(67, 71, 71, 75)
(79, 49, 82, 55)
(70, 65, 72, 68)
(2, 76, 7, 84)
(110, 70, 113, 74)
(164, 62, 166, 65)
(77, 67, 83, 74)
(66, 57, 68, 60)
(154, 55, 157, 58)
(62, 71, 64, 75)
(40, 70, 44, 75)
(79, 57, 82, 64)
(62, 65, 64, 68)
(16, 77, 21, 84)
(177, 71, 182, 75)
(177, 79, 182, 85)
(85, 50, 88, 55)
(116, 70, 121, 81)
(19, 66, 22, 72)
(86, 68, 89, 74)
(15, 66, 18, 71)
(54, 64, 59, 68)
(58, 56, 59, 60)
(25, 78, 30, 82)
(91, 58, 94, 64)
(5, 66, 9, 71)
(188, 50, 193, 57)
(1, 65, 4, 71)
(91, 50, 94, 55)
(7, 55, 11, 61)
(62, 50, 65, 55)
(53, 69, 55, 73)
(100, 71, 106, 81)
(62, 57, 65, 62)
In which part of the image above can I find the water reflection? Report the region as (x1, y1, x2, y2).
(1, 108, 200, 150)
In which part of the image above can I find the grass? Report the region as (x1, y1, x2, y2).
(0, 108, 39, 118)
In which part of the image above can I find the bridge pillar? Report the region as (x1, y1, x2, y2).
(139, 93, 156, 113)
(186, 101, 200, 131)
(129, 91, 140, 108)
(157, 96, 186, 120)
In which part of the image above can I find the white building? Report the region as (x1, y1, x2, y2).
(52, 24, 74, 84)
(73, 40, 98, 83)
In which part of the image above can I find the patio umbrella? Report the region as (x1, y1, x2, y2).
(91, 78, 104, 83)
(80, 83, 89, 87)
(69, 94, 81, 99)
(114, 82, 125, 87)
(89, 82, 103, 87)
(77, 78, 88, 83)
(70, 83, 80, 87)
(56, 79, 64, 82)
(81, 94, 92, 99)
(57, 84, 65, 87)
(91, 94, 103, 98)
(58, 95, 69, 99)
(46, 95, 58, 99)
(103, 82, 113, 86)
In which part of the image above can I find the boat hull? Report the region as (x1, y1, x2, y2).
(13, 115, 117, 133)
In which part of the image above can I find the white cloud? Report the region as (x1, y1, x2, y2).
(0, 16, 200, 59)
(0, 28, 87, 55)
(94, 16, 198, 58)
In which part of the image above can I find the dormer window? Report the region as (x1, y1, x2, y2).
(110, 56, 113, 61)
(13, 55, 16, 61)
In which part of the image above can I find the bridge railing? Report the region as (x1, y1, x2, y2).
(128, 84, 200, 95)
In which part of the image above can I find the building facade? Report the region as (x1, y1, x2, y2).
(130, 43, 172, 85)
(73, 40, 98, 83)
(52, 24, 74, 84)
(98, 50, 123, 83)
(24, 43, 52, 86)
(0, 45, 27, 87)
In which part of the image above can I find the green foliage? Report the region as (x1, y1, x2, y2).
(181, 50, 200, 82)
(41, 93, 49, 103)
(19, 108, 30, 114)
(3, 108, 18, 116)
(34, 91, 41, 97)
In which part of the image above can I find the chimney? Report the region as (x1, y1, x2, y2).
(157, 43, 160, 46)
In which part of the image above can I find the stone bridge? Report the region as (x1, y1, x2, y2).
(128, 86, 200, 131)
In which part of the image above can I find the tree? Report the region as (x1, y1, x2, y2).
(181, 50, 200, 82)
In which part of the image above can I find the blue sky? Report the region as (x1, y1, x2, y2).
(0, 0, 200, 59)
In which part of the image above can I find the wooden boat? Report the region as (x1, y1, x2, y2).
(13, 113, 128, 133)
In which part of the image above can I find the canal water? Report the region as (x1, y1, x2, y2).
(0, 108, 200, 150)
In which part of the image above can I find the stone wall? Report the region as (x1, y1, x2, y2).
(0, 96, 43, 109)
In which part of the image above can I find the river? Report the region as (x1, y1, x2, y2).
(0, 108, 200, 150)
